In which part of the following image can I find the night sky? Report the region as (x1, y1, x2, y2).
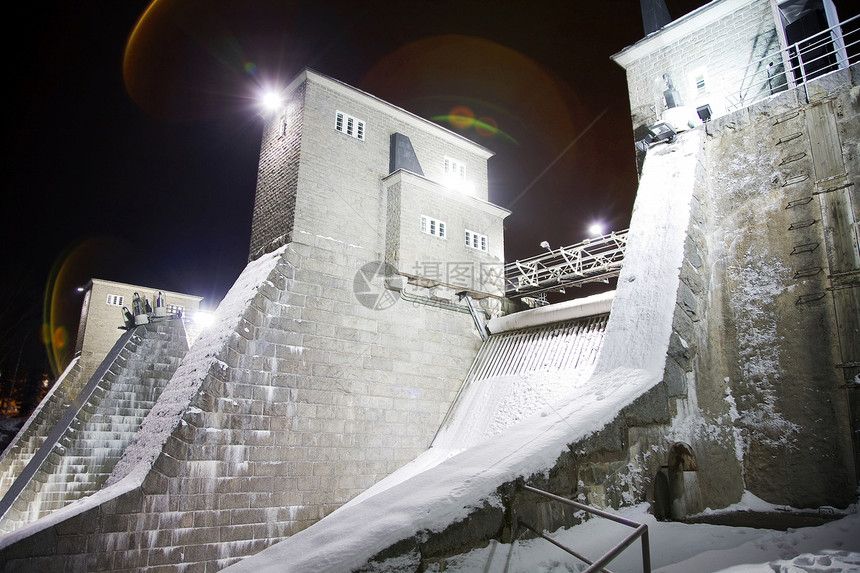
(2, 0, 711, 378)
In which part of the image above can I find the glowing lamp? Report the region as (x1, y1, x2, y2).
(193, 311, 215, 328)
(261, 91, 283, 112)
(588, 223, 605, 237)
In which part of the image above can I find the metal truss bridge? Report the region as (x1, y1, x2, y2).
(504, 229, 629, 298)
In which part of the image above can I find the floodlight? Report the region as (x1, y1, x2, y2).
(696, 104, 712, 122)
(635, 121, 677, 152)
(261, 91, 283, 112)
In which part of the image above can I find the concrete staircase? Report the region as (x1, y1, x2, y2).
(0, 321, 188, 533)
(0, 359, 87, 499)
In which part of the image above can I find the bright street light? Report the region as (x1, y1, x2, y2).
(261, 90, 282, 112)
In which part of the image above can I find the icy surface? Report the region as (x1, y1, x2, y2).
(439, 498, 860, 573)
(223, 131, 705, 572)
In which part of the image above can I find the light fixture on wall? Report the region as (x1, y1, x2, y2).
(696, 104, 712, 123)
(635, 121, 677, 153)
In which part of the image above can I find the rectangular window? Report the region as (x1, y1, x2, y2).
(444, 157, 466, 180)
(465, 229, 488, 252)
(335, 110, 365, 141)
(421, 215, 446, 239)
(166, 304, 185, 315)
(106, 294, 124, 306)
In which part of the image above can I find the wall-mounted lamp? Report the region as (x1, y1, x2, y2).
(696, 104, 712, 123)
(635, 121, 677, 153)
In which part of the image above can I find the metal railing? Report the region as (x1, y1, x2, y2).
(504, 230, 628, 298)
(724, 14, 859, 113)
(516, 483, 651, 573)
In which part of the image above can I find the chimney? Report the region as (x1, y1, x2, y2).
(641, 0, 671, 35)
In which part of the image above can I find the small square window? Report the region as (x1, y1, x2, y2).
(421, 215, 446, 239)
(465, 229, 488, 252)
(335, 110, 365, 141)
(444, 157, 466, 180)
(106, 294, 124, 306)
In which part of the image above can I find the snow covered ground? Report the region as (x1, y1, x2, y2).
(441, 493, 860, 572)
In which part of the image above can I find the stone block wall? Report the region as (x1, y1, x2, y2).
(695, 65, 859, 506)
(0, 321, 188, 535)
(0, 235, 485, 571)
(248, 69, 499, 287)
(0, 360, 85, 500)
(384, 170, 508, 297)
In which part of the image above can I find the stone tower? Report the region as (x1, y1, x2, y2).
(249, 69, 508, 303)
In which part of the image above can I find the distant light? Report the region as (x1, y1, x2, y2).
(76, 287, 85, 292)
(261, 90, 282, 112)
(588, 223, 605, 237)
(193, 311, 215, 328)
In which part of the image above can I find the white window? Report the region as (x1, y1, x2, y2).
(688, 66, 709, 99)
(444, 157, 466, 180)
(166, 304, 185, 315)
(335, 110, 365, 141)
(465, 229, 488, 252)
(421, 215, 446, 239)
(106, 294, 124, 307)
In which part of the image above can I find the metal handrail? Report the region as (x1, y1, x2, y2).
(723, 13, 859, 114)
(516, 483, 651, 573)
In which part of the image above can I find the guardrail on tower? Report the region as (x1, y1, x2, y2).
(724, 13, 859, 113)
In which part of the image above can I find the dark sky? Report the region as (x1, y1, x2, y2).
(2, 0, 710, 377)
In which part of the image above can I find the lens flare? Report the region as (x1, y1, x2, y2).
(52, 327, 68, 351)
(123, 0, 301, 120)
(449, 105, 474, 129)
(362, 35, 584, 157)
(431, 113, 516, 144)
(42, 238, 129, 376)
(475, 116, 498, 138)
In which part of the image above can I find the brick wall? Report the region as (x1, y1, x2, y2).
(248, 82, 305, 260)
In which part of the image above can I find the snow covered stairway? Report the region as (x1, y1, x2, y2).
(0, 358, 88, 499)
(0, 320, 189, 533)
